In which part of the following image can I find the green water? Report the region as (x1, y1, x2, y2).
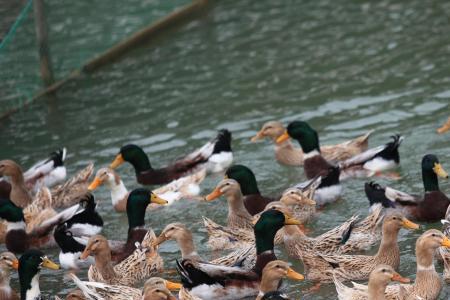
(1, 0, 450, 298)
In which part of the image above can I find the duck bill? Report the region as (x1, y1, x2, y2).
(442, 236, 450, 248)
(437, 117, 450, 134)
(79, 248, 91, 260)
(165, 280, 182, 291)
(286, 267, 304, 280)
(391, 272, 410, 283)
(110, 154, 125, 169)
(284, 214, 301, 225)
(11, 259, 19, 270)
(41, 257, 60, 270)
(276, 131, 290, 144)
(150, 193, 168, 205)
(87, 177, 103, 191)
(152, 235, 168, 248)
(401, 218, 420, 230)
(250, 130, 265, 142)
(433, 163, 449, 179)
(205, 188, 223, 201)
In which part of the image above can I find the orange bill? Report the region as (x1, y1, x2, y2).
(110, 153, 125, 169)
(250, 130, 265, 142)
(205, 188, 223, 201)
(165, 280, 182, 290)
(437, 117, 450, 134)
(276, 131, 290, 144)
(442, 236, 450, 248)
(11, 259, 19, 270)
(401, 218, 420, 230)
(87, 177, 103, 191)
(391, 272, 410, 283)
(286, 267, 304, 280)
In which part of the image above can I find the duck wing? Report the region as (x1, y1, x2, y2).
(29, 203, 82, 238)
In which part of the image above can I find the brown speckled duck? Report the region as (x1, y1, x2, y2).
(251, 121, 372, 166)
(437, 116, 450, 134)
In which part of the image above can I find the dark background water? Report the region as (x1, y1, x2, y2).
(0, 0, 450, 298)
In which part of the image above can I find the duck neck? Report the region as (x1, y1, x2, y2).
(367, 278, 387, 300)
(226, 190, 253, 227)
(107, 179, 128, 209)
(6, 220, 26, 232)
(9, 173, 31, 208)
(176, 230, 199, 260)
(93, 247, 117, 280)
(375, 225, 400, 260)
(20, 272, 40, 300)
(258, 273, 281, 298)
(413, 242, 441, 296)
(422, 168, 439, 192)
(253, 227, 278, 274)
(0, 265, 11, 290)
(128, 150, 152, 174)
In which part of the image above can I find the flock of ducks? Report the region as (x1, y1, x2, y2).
(0, 117, 449, 300)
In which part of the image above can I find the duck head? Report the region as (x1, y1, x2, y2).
(276, 121, 320, 154)
(127, 188, 167, 230)
(422, 154, 448, 192)
(225, 165, 260, 195)
(251, 121, 286, 142)
(110, 144, 151, 173)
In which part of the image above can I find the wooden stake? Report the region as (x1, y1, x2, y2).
(33, 0, 54, 86)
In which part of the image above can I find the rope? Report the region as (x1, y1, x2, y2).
(0, 0, 33, 53)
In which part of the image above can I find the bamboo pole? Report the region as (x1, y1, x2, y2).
(33, 0, 54, 86)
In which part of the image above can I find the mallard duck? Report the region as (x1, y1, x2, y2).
(256, 260, 304, 300)
(333, 264, 410, 300)
(99, 188, 167, 263)
(54, 223, 94, 270)
(153, 222, 256, 269)
(251, 121, 373, 166)
(275, 121, 342, 205)
(365, 154, 449, 222)
(17, 249, 60, 300)
(69, 273, 181, 300)
(0, 148, 66, 199)
(369, 230, 450, 300)
(0, 252, 19, 300)
(176, 209, 300, 300)
(0, 197, 82, 253)
(109, 129, 232, 185)
(205, 179, 254, 229)
(300, 213, 418, 282)
(87, 167, 205, 211)
(437, 116, 450, 134)
(80, 232, 163, 286)
(338, 135, 404, 180)
(278, 188, 316, 224)
(224, 165, 275, 215)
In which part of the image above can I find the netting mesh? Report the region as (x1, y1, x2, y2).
(0, 0, 190, 117)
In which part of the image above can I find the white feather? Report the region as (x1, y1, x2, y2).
(314, 185, 342, 205)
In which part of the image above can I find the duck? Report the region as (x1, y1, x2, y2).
(256, 260, 304, 300)
(0, 197, 82, 253)
(100, 188, 167, 263)
(152, 222, 256, 269)
(79, 233, 163, 286)
(53, 223, 94, 270)
(276, 121, 342, 205)
(251, 120, 372, 166)
(278, 187, 317, 224)
(365, 154, 449, 222)
(0, 148, 66, 200)
(338, 135, 404, 180)
(377, 230, 450, 300)
(440, 207, 450, 283)
(109, 129, 233, 185)
(437, 116, 450, 134)
(299, 213, 419, 282)
(49, 163, 94, 209)
(17, 249, 60, 300)
(69, 273, 181, 300)
(0, 252, 19, 300)
(224, 165, 275, 215)
(64, 193, 103, 236)
(333, 264, 410, 300)
(205, 179, 254, 229)
(175, 209, 300, 300)
(87, 167, 205, 211)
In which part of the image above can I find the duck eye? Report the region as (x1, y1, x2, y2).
(432, 233, 436, 237)
(382, 269, 386, 272)
(95, 239, 99, 243)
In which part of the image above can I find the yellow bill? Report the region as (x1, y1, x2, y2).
(286, 267, 304, 280)
(151, 193, 168, 205)
(110, 153, 125, 169)
(401, 218, 420, 230)
(41, 257, 60, 270)
(433, 163, 449, 179)
(442, 236, 450, 248)
(284, 214, 301, 225)
(276, 131, 290, 144)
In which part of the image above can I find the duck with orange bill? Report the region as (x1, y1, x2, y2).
(365, 154, 449, 222)
(0, 252, 19, 300)
(251, 120, 372, 166)
(109, 129, 232, 186)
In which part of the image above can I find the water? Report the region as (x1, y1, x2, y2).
(1, 0, 450, 298)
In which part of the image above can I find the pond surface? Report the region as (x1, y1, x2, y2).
(1, 0, 450, 298)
